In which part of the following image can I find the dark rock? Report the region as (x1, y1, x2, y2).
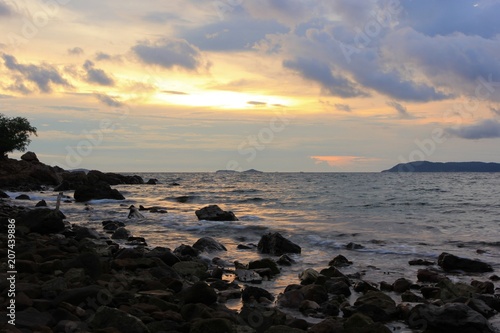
(126, 236, 147, 246)
(192, 236, 227, 252)
(277, 254, 295, 266)
(417, 268, 447, 283)
(172, 261, 207, 279)
(239, 305, 287, 333)
(74, 181, 125, 202)
(72, 225, 100, 240)
(475, 294, 500, 312)
(420, 286, 441, 299)
(190, 318, 235, 333)
(195, 204, 238, 221)
(35, 199, 47, 207)
(298, 268, 319, 285)
(265, 325, 306, 333)
(471, 280, 495, 294)
(173, 244, 200, 258)
(329, 254, 352, 267)
(344, 312, 392, 333)
(0, 156, 62, 190)
(438, 252, 493, 273)
(353, 291, 398, 322)
(237, 243, 255, 250)
(235, 269, 263, 284)
(21, 151, 39, 162)
(392, 278, 412, 293)
(325, 279, 351, 297)
(308, 318, 344, 333)
(182, 282, 217, 305)
(89, 306, 149, 333)
(257, 232, 301, 256)
(15, 194, 30, 200)
(242, 286, 274, 303)
(301, 284, 328, 304)
(401, 290, 424, 303)
(466, 299, 496, 319)
(111, 227, 131, 240)
(0, 190, 9, 198)
(16, 307, 53, 329)
(248, 258, 280, 275)
(379, 281, 393, 292)
(55, 285, 105, 305)
(145, 247, 180, 266)
(146, 178, 158, 185)
(409, 259, 435, 266)
(354, 280, 379, 293)
(408, 303, 494, 333)
(278, 289, 305, 308)
(346, 242, 364, 250)
(319, 266, 348, 279)
(437, 279, 476, 301)
(17, 208, 65, 234)
(102, 220, 125, 231)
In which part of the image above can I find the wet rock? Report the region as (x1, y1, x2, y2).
(192, 236, 227, 252)
(329, 254, 352, 267)
(298, 268, 319, 285)
(392, 278, 412, 293)
(438, 252, 493, 273)
(408, 303, 494, 333)
(466, 299, 496, 319)
(89, 306, 149, 333)
(126, 236, 147, 246)
(74, 181, 125, 202)
(172, 261, 208, 280)
(72, 225, 100, 240)
(15, 194, 31, 200)
(420, 286, 441, 299)
(181, 282, 217, 305)
(409, 259, 435, 266)
(242, 286, 274, 303)
(248, 258, 280, 275)
(35, 199, 47, 207)
(471, 280, 495, 294)
(102, 220, 125, 231)
(437, 279, 476, 301)
(401, 290, 425, 303)
(278, 289, 305, 309)
(346, 242, 364, 250)
(353, 291, 398, 322)
(379, 281, 393, 292)
(353, 280, 379, 293)
(17, 208, 65, 234)
(265, 325, 306, 333)
(235, 269, 263, 284)
(195, 204, 238, 221)
(301, 284, 328, 304)
(325, 279, 351, 297)
(417, 268, 447, 283)
(145, 247, 180, 266)
(111, 227, 131, 240)
(308, 318, 344, 333)
(277, 254, 295, 266)
(257, 232, 301, 256)
(173, 244, 200, 258)
(0, 190, 9, 198)
(190, 318, 235, 333)
(237, 243, 255, 250)
(239, 305, 287, 332)
(319, 266, 348, 279)
(146, 178, 158, 185)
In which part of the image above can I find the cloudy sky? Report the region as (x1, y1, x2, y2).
(1, 0, 499, 172)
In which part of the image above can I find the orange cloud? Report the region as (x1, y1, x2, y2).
(310, 155, 380, 167)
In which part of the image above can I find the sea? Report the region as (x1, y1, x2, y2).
(6, 172, 500, 331)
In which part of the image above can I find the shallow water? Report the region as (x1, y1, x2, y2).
(7, 172, 500, 331)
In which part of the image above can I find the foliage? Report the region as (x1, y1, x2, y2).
(0, 113, 37, 158)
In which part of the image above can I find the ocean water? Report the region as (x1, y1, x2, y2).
(7, 172, 500, 330)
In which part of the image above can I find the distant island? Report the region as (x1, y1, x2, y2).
(215, 169, 263, 174)
(382, 161, 500, 173)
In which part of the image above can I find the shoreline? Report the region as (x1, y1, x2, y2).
(1, 198, 499, 332)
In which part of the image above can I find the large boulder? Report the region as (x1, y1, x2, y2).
(87, 170, 144, 185)
(352, 291, 398, 322)
(257, 232, 301, 256)
(74, 181, 125, 202)
(89, 306, 149, 333)
(192, 237, 227, 252)
(21, 151, 39, 162)
(438, 252, 493, 273)
(195, 205, 238, 221)
(0, 156, 62, 190)
(408, 303, 494, 333)
(17, 208, 65, 234)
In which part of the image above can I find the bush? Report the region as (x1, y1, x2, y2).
(0, 113, 37, 158)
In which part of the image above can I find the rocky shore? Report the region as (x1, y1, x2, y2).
(0, 199, 499, 333)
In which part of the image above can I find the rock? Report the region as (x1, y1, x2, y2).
(308, 318, 344, 333)
(471, 280, 495, 294)
(190, 318, 235, 333)
(438, 252, 493, 273)
(72, 225, 100, 240)
(325, 279, 351, 297)
(172, 261, 208, 279)
(437, 279, 476, 301)
(0, 156, 62, 190)
(300, 284, 328, 304)
(401, 290, 424, 303)
(298, 268, 319, 285)
(344, 312, 392, 333)
(111, 227, 131, 240)
(15, 194, 30, 200)
(420, 286, 441, 299)
(265, 325, 306, 333)
(173, 244, 200, 258)
(235, 269, 263, 284)
(145, 247, 180, 266)
(257, 232, 301, 256)
(17, 208, 65, 234)
(408, 303, 494, 333)
(353, 280, 379, 293)
(74, 181, 125, 202)
(417, 268, 447, 283)
(466, 299, 496, 318)
(195, 205, 238, 221)
(146, 178, 158, 185)
(346, 242, 364, 250)
(277, 254, 295, 266)
(102, 220, 125, 231)
(353, 291, 398, 322)
(16, 307, 53, 329)
(329, 254, 352, 267)
(89, 306, 149, 333)
(278, 289, 305, 308)
(392, 278, 412, 293)
(55, 285, 105, 305)
(126, 236, 147, 246)
(242, 286, 274, 303)
(248, 258, 280, 275)
(192, 237, 227, 252)
(0, 189, 9, 198)
(21, 151, 39, 162)
(409, 259, 434, 266)
(35, 199, 47, 207)
(181, 282, 217, 305)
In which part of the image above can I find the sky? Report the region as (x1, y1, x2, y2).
(0, 0, 499, 172)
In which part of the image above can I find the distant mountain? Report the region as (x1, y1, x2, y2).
(382, 161, 500, 172)
(242, 169, 263, 173)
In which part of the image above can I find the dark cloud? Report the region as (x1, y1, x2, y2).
(334, 103, 352, 112)
(94, 93, 123, 107)
(283, 57, 367, 98)
(386, 101, 414, 119)
(83, 60, 114, 86)
(95, 52, 111, 61)
(68, 47, 84, 55)
(0, 0, 12, 16)
(0, 93, 13, 98)
(447, 119, 500, 139)
(2, 54, 70, 93)
(132, 38, 204, 71)
(47, 105, 98, 112)
(162, 90, 189, 95)
(247, 101, 267, 106)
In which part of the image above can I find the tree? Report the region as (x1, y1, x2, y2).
(0, 113, 37, 158)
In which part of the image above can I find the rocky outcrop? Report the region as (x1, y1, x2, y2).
(73, 181, 125, 202)
(257, 232, 301, 256)
(0, 154, 62, 190)
(17, 208, 66, 234)
(195, 205, 238, 221)
(438, 252, 493, 273)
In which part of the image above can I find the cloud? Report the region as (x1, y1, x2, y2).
(311, 155, 380, 167)
(491, 107, 500, 117)
(447, 119, 500, 139)
(83, 60, 114, 86)
(47, 105, 98, 112)
(132, 38, 206, 71)
(283, 57, 367, 98)
(334, 103, 352, 112)
(95, 52, 111, 61)
(94, 93, 123, 107)
(162, 90, 189, 95)
(247, 101, 267, 106)
(68, 47, 84, 55)
(0, 0, 12, 16)
(2, 54, 70, 93)
(386, 101, 414, 119)
(142, 11, 179, 24)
